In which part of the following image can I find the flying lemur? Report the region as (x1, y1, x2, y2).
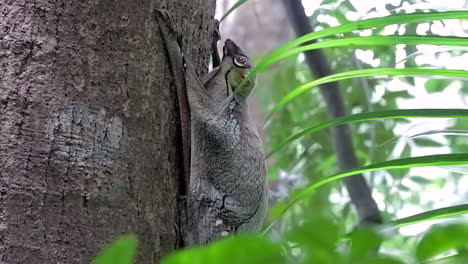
(156, 10, 267, 246)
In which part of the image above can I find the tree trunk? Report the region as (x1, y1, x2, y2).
(283, 0, 382, 226)
(0, 0, 215, 263)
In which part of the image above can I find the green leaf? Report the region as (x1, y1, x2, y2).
(271, 11, 467, 66)
(287, 219, 340, 248)
(360, 255, 406, 264)
(398, 184, 411, 192)
(274, 36, 468, 63)
(266, 69, 468, 121)
(416, 223, 468, 261)
(350, 228, 382, 259)
(413, 138, 444, 147)
(439, 164, 468, 174)
(240, 10, 468, 87)
(93, 235, 138, 264)
(386, 90, 414, 99)
(343, 205, 468, 244)
(286, 219, 344, 263)
(219, 0, 248, 22)
(262, 154, 468, 234)
(410, 176, 432, 184)
(420, 253, 468, 264)
(408, 129, 468, 139)
(390, 204, 468, 228)
(425, 79, 450, 93)
(266, 109, 468, 158)
(268, 201, 288, 218)
(393, 144, 411, 178)
(162, 235, 283, 264)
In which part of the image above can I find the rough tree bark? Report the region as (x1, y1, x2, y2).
(0, 0, 215, 263)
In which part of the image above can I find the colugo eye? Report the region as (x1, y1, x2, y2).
(234, 56, 247, 67)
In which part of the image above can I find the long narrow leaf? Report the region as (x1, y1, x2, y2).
(219, 0, 248, 22)
(258, 36, 468, 88)
(239, 11, 468, 88)
(379, 129, 468, 147)
(285, 11, 468, 51)
(419, 254, 468, 264)
(409, 129, 468, 138)
(266, 109, 468, 158)
(260, 11, 468, 71)
(262, 154, 468, 235)
(342, 204, 468, 241)
(266, 69, 468, 121)
(390, 204, 468, 228)
(291, 154, 468, 207)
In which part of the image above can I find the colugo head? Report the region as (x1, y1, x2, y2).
(222, 39, 256, 98)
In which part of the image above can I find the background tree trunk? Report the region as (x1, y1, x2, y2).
(0, 0, 215, 263)
(283, 0, 381, 226)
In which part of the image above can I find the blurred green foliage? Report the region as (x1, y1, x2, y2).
(163, 235, 284, 264)
(93, 235, 137, 264)
(94, 0, 468, 263)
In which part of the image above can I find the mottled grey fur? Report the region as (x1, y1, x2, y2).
(156, 10, 267, 246)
